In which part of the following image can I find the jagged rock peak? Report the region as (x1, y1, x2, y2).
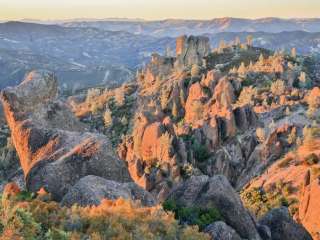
(175, 35, 211, 67)
(0, 70, 132, 201)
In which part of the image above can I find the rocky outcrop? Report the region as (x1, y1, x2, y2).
(140, 53, 174, 86)
(1, 70, 132, 200)
(167, 175, 262, 240)
(61, 175, 156, 207)
(175, 35, 211, 68)
(299, 171, 320, 240)
(259, 207, 312, 240)
(243, 132, 320, 239)
(204, 221, 242, 240)
(185, 82, 208, 123)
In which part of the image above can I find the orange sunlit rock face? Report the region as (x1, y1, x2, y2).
(1, 70, 131, 200)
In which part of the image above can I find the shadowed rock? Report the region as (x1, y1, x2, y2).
(167, 175, 262, 240)
(204, 221, 242, 240)
(0, 70, 132, 200)
(259, 207, 312, 240)
(61, 175, 156, 207)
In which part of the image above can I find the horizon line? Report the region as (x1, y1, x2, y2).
(1, 16, 320, 23)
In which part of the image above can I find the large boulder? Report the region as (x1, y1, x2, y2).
(61, 175, 156, 207)
(167, 175, 261, 240)
(205, 221, 242, 240)
(0, 70, 132, 200)
(259, 207, 312, 240)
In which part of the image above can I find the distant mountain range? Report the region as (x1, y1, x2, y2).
(61, 18, 320, 37)
(0, 19, 320, 90)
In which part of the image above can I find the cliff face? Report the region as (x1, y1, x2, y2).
(1, 70, 132, 200)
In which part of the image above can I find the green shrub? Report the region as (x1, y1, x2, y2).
(163, 199, 221, 230)
(241, 182, 296, 218)
(305, 153, 319, 165)
(192, 143, 210, 162)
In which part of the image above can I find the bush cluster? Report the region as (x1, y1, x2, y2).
(0, 191, 210, 240)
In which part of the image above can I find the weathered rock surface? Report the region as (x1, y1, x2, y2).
(175, 35, 211, 67)
(204, 221, 242, 240)
(61, 175, 156, 207)
(259, 207, 313, 240)
(167, 175, 262, 240)
(1, 70, 132, 200)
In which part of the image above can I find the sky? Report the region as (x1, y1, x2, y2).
(0, 0, 319, 21)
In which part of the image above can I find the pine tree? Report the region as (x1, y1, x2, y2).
(115, 89, 125, 106)
(246, 35, 253, 47)
(238, 62, 247, 77)
(191, 64, 200, 78)
(172, 101, 179, 120)
(299, 71, 306, 83)
(218, 40, 227, 53)
(235, 36, 241, 46)
(179, 89, 186, 107)
(104, 108, 113, 127)
(291, 48, 297, 58)
(258, 53, 265, 64)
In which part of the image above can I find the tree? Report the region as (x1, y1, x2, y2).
(285, 107, 291, 116)
(172, 101, 179, 120)
(165, 45, 173, 57)
(258, 54, 265, 65)
(271, 79, 286, 96)
(287, 127, 297, 145)
(235, 36, 241, 46)
(237, 86, 257, 106)
(256, 128, 266, 142)
(246, 35, 253, 47)
(238, 62, 247, 77)
(86, 88, 101, 103)
(299, 71, 306, 83)
(191, 64, 200, 78)
(291, 48, 297, 58)
(103, 108, 113, 127)
(114, 89, 125, 106)
(218, 40, 227, 53)
(179, 89, 186, 107)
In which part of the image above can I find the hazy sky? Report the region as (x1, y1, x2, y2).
(0, 0, 319, 20)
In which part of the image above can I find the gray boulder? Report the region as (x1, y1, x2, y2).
(205, 221, 242, 240)
(61, 175, 156, 207)
(167, 175, 261, 240)
(259, 207, 312, 240)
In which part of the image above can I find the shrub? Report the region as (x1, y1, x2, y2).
(304, 153, 319, 166)
(278, 154, 295, 168)
(163, 199, 221, 231)
(236, 86, 257, 106)
(271, 79, 286, 96)
(287, 127, 297, 145)
(192, 142, 210, 162)
(256, 128, 267, 143)
(0, 193, 210, 240)
(241, 181, 297, 218)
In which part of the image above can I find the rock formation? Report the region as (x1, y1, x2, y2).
(175, 35, 211, 68)
(61, 175, 156, 207)
(167, 175, 262, 240)
(204, 221, 242, 240)
(0, 70, 132, 200)
(259, 207, 312, 240)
